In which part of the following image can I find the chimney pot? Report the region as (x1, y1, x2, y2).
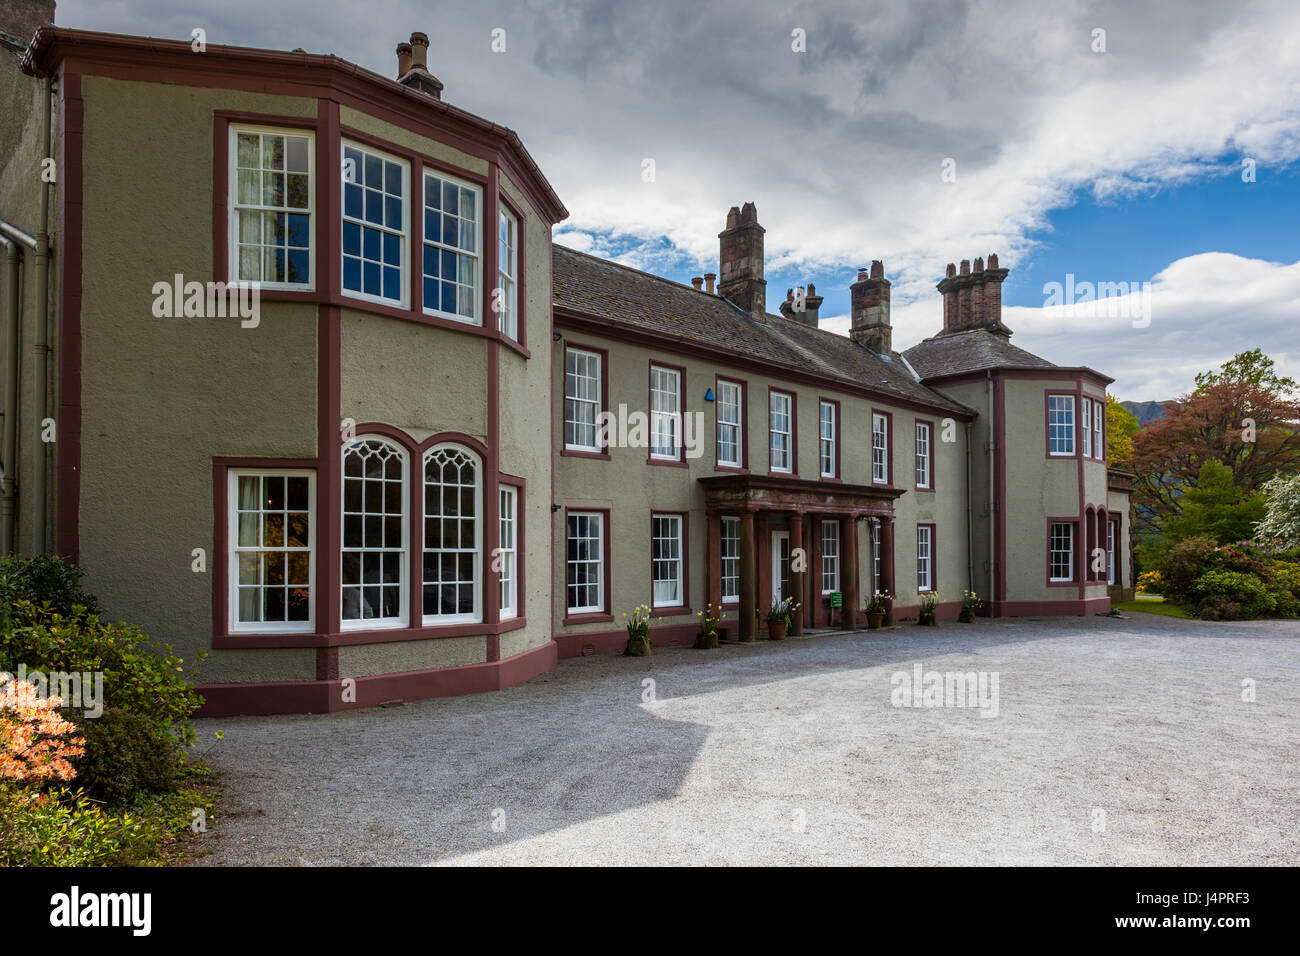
(691, 277, 703, 291)
(973, 256, 984, 273)
(806, 282, 815, 296)
(703, 272, 716, 294)
(988, 252, 999, 269)
(960, 259, 970, 275)
(870, 259, 884, 279)
(726, 207, 740, 229)
(396, 42, 412, 77)
(409, 32, 430, 70)
(946, 263, 957, 278)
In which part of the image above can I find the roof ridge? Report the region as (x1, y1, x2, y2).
(554, 243, 720, 300)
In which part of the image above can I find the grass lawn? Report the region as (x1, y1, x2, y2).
(1115, 596, 1193, 618)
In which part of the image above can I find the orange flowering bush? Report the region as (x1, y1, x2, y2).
(0, 680, 85, 784)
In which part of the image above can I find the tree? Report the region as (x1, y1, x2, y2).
(1256, 473, 1300, 548)
(1130, 350, 1300, 536)
(1106, 395, 1140, 467)
(1161, 460, 1266, 545)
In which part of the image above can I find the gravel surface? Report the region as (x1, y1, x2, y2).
(191, 613, 1299, 866)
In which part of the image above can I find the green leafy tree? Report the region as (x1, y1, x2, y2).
(1106, 394, 1140, 467)
(1161, 460, 1267, 545)
(1256, 472, 1300, 548)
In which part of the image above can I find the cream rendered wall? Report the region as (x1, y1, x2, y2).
(552, 329, 970, 630)
(77, 77, 320, 684)
(927, 378, 995, 604)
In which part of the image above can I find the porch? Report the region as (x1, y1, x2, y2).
(699, 474, 904, 642)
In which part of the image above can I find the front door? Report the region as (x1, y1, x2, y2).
(771, 530, 790, 603)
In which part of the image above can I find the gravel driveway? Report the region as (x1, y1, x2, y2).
(191, 613, 1299, 866)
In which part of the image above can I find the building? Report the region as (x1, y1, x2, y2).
(0, 16, 1133, 716)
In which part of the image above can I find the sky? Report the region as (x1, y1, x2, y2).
(60, 0, 1300, 400)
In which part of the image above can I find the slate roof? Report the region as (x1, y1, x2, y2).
(902, 328, 1056, 380)
(551, 245, 972, 415)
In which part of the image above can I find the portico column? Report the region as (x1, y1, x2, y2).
(880, 516, 896, 625)
(739, 510, 757, 642)
(706, 509, 721, 615)
(840, 514, 857, 630)
(789, 511, 804, 636)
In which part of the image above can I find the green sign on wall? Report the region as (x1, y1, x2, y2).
(829, 591, 842, 608)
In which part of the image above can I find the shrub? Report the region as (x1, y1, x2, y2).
(0, 680, 85, 784)
(1136, 570, 1166, 594)
(1158, 536, 1219, 600)
(0, 555, 100, 631)
(1191, 570, 1279, 620)
(0, 784, 165, 866)
(1270, 561, 1300, 599)
(74, 708, 178, 805)
(0, 612, 204, 772)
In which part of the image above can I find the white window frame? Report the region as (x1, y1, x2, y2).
(716, 380, 743, 468)
(650, 365, 682, 460)
(564, 347, 602, 453)
(652, 514, 684, 608)
(720, 516, 740, 603)
(340, 437, 409, 631)
(230, 125, 315, 291)
(496, 206, 518, 339)
(917, 525, 934, 592)
(915, 422, 932, 489)
(1107, 519, 1116, 586)
(341, 140, 409, 308)
(819, 401, 837, 478)
(499, 485, 518, 620)
(421, 444, 483, 625)
(1094, 401, 1105, 460)
(1048, 395, 1076, 456)
(769, 391, 792, 473)
(566, 512, 604, 614)
(229, 469, 316, 634)
(1082, 397, 1093, 459)
(821, 520, 840, 595)
(872, 412, 889, 483)
(1050, 522, 1075, 582)
(421, 168, 482, 323)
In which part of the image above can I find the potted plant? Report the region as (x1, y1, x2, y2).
(695, 602, 725, 649)
(766, 597, 798, 639)
(865, 591, 891, 629)
(917, 592, 938, 626)
(959, 590, 982, 623)
(621, 604, 652, 656)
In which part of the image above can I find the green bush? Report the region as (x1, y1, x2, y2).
(0, 555, 100, 630)
(0, 612, 202, 756)
(1159, 536, 1219, 601)
(0, 784, 164, 866)
(1190, 570, 1282, 620)
(74, 708, 178, 805)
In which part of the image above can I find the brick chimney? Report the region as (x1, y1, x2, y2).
(778, 283, 823, 327)
(850, 261, 892, 353)
(718, 203, 766, 316)
(936, 253, 1010, 335)
(397, 31, 444, 99)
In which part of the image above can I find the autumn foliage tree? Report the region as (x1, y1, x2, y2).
(1130, 350, 1300, 537)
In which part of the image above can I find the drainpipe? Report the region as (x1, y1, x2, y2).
(964, 420, 973, 596)
(986, 370, 996, 612)
(1, 232, 23, 555)
(32, 75, 52, 554)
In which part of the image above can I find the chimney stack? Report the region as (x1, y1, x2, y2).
(397, 31, 445, 99)
(718, 202, 766, 316)
(850, 260, 892, 353)
(778, 284, 823, 327)
(936, 253, 1010, 336)
(703, 272, 716, 295)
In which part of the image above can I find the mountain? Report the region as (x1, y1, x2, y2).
(1121, 400, 1170, 426)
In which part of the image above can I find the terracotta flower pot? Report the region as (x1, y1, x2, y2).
(918, 612, 937, 626)
(694, 630, 719, 649)
(958, 607, 976, 623)
(623, 636, 651, 656)
(867, 611, 885, 629)
(768, 621, 788, 640)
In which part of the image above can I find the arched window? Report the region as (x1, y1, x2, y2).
(342, 437, 408, 627)
(423, 444, 481, 623)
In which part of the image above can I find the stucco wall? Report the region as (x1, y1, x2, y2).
(76, 76, 319, 684)
(551, 330, 971, 631)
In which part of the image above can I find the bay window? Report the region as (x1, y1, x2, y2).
(232, 126, 314, 288)
(342, 142, 407, 305)
(422, 170, 481, 321)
